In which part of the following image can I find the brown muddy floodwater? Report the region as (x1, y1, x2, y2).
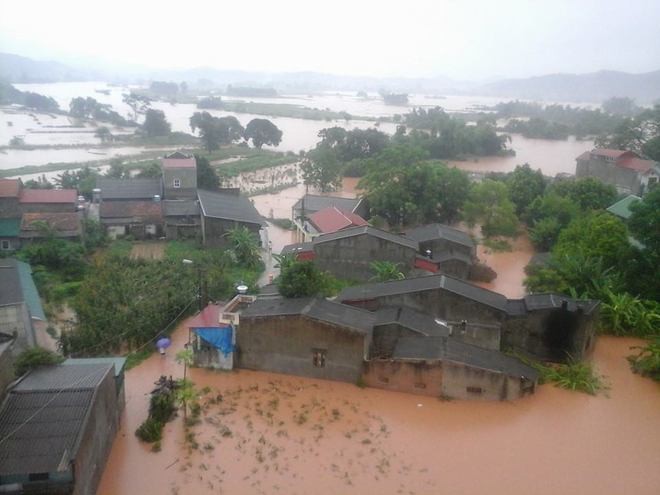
(98, 325, 660, 495)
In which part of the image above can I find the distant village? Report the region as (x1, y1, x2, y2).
(0, 145, 657, 494)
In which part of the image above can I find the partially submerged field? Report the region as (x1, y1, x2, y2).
(98, 321, 660, 495)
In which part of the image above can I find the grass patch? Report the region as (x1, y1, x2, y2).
(627, 338, 660, 381)
(124, 348, 154, 370)
(533, 359, 605, 395)
(247, 181, 298, 196)
(482, 238, 513, 252)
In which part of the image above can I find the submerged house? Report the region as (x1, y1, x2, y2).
(292, 194, 367, 242)
(197, 189, 264, 247)
(0, 363, 122, 495)
(339, 273, 599, 362)
(188, 304, 235, 370)
(575, 148, 659, 196)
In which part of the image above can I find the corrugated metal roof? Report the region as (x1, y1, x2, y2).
(15, 363, 112, 391)
(404, 223, 475, 248)
(308, 206, 367, 234)
(0, 259, 45, 320)
(163, 199, 200, 217)
(591, 149, 636, 159)
(20, 212, 82, 235)
(606, 194, 641, 220)
(16, 260, 46, 320)
(19, 189, 77, 204)
(99, 201, 163, 221)
(197, 189, 264, 225)
(313, 225, 418, 250)
(393, 336, 538, 379)
(62, 357, 127, 378)
(339, 274, 508, 312)
(281, 242, 314, 255)
(241, 296, 375, 335)
(96, 178, 162, 200)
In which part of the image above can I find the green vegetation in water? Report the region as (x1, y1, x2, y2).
(268, 218, 295, 230)
(247, 181, 298, 197)
(627, 338, 660, 382)
(220, 100, 375, 122)
(482, 238, 513, 252)
(517, 354, 607, 395)
(124, 347, 155, 371)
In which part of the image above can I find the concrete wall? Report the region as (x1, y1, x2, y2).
(0, 342, 14, 400)
(202, 216, 261, 247)
(363, 359, 443, 397)
(0, 236, 20, 251)
(237, 315, 368, 383)
(0, 303, 35, 355)
(163, 168, 197, 200)
(576, 158, 640, 195)
(419, 238, 474, 260)
(20, 203, 75, 213)
(165, 222, 200, 241)
(313, 233, 417, 282)
(502, 307, 598, 361)
(0, 198, 20, 218)
(441, 361, 535, 401)
(371, 323, 421, 358)
(437, 258, 471, 279)
(72, 369, 120, 495)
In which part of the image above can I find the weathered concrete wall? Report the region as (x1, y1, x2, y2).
(165, 223, 200, 241)
(202, 217, 261, 247)
(419, 238, 474, 261)
(163, 168, 197, 200)
(363, 359, 444, 397)
(576, 158, 640, 195)
(0, 303, 34, 355)
(502, 307, 598, 361)
(440, 361, 535, 401)
(237, 315, 368, 383)
(0, 236, 20, 251)
(371, 324, 421, 358)
(437, 258, 470, 279)
(72, 369, 120, 495)
(0, 343, 14, 400)
(0, 198, 20, 218)
(313, 233, 417, 282)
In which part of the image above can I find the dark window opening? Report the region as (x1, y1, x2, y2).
(378, 376, 389, 383)
(466, 386, 482, 394)
(312, 349, 326, 367)
(29, 473, 49, 482)
(414, 382, 426, 389)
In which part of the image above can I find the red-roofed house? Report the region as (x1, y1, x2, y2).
(20, 212, 82, 242)
(306, 206, 368, 238)
(19, 189, 77, 213)
(187, 303, 235, 370)
(576, 148, 659, 196)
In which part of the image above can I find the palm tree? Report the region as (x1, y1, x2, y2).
(370, 261, 405, 282)
(224, 226, 261, 268)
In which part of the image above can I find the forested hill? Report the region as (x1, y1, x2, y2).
(476, 70, 660, 103)
(0, 52, 106, 83)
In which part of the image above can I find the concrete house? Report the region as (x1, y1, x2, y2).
(305, 206, 368, 239)
(95, 178, 163, 202)
(404, 223, 476, 279)
(0, 218, 21, 252)
(339, 274, 599, 362)
(163, 198, 201, 240)
(282, 226, 419, 282)
(162, 151, 197, 200)
(20, 212, 83, 243)
(99, 200, 163, 240)
(238, 297, 375, 383)
(292, 194, 367, 242)
(0, 179, 22, 219)
(575, 148, 660, 196)
(197, 189, 264, 247)
(0, 363, 121, 495)
(18, 189, 77, 213)
(0, 258, 46, 354)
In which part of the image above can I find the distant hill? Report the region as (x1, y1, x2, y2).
(476, 70, 660, 103)
(0, 52, 108, 83)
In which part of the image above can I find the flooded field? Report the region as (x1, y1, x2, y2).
(98, 325, 660, 495)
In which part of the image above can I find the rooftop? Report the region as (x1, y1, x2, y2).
(0, 258, 46, 320)
(0, 178, 21, 198)
(404, 223, 475, 248)
(281, 242, 314, 255)
(339, 274, 508, 312)
(241, 296, 375, 335)
(393, 336, 538, 380)
(292, 194, 362, 216)
(163, 199, 200, 217)
(62, 357, 127, 378)
(96, 178, 162, 200)
(313, 225, 418, 250)
(187, 304, 221, 328)
(19, 188, 77, 204)
(308, 206, 368, 234)
(162, 151, 196, 169)
(197, 189, 264, 226)
(606, 194, 642, 220)
(99, 201, 163, 222)
(20, 212, 82, 236)
(374, 307, 450, 338)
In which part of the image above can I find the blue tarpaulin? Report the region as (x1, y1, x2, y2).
(194, 326, 234, 356)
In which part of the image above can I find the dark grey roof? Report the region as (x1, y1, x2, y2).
(0, 363, 113, 476)
(14, 363, 112, 391)
(432, 251, 473, 264)
(313, 226, 418, 250)
(293, 194, 362, 215)
(96, 178, 162, 200)
(393, 336, 539, 379)
(197, 189, 264, 225)
(0, 258, 22, 306)
(163, 199, 200, 217)
(339, 274, 508, 312)
(241, 296, 375, 335)
(522, 294, 600, 315)
(404, 223, 475, 248)
(62, 357, 127, 378)
(281, 242, 313, 255)
(375, 307, 450, 338)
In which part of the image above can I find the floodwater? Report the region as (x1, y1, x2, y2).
(98, 324, 660, 495)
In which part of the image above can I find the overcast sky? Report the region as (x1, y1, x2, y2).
(1, 0, 659, 80)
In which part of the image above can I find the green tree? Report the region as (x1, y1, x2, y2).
(507, 164, 546, 214)
(595, 104, 660, 158)
(628, 187, 660, 255)
(142, 109, 171, 137)
(55, 166, 100, 198)
(463, 180, 519, 237)
(278, 260, 328, 298)
(370, 261, 405, 282)
(549, 177, 617, 211)
(95, 126, 112, 143)
(602, 97, 639, 117)
(190, 112, 244, 151)
(244, 119, 283, 148)
(123, 93, 151, 122)
(136, 162, 162, 178)
(301, 145, 343, 192)
(224, 226, 261, 268)
(105, 160, 129, 179)
(14, 347, 64, 377)
(195, 154, 220, 190)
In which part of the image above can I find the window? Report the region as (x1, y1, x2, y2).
(466, 386, 483, 395)
(28, 473, 49, 481)
(173, 178, 181, 188)
(0, 240, 10, 250)
(312, 349, 327, 367)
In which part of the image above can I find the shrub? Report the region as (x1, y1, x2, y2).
(14, 347, 64, 377)
(627, 338, 660, 381)
(135, 417, 163, 443)
(149, 393, 176, 423)
(534, 360, 605, 395)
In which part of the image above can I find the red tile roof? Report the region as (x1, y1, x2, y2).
(20, 212, 81, 233)
(308, 206, 368, 234)
(0, 179, 21, 198)
(617, 157, 656, 173)
(162, 152, 196, 169)
(591, 149, 637, 159)
(187, 304, 221, 328)
(19, 189, 77, 204)
(100, 201, 163, 222)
